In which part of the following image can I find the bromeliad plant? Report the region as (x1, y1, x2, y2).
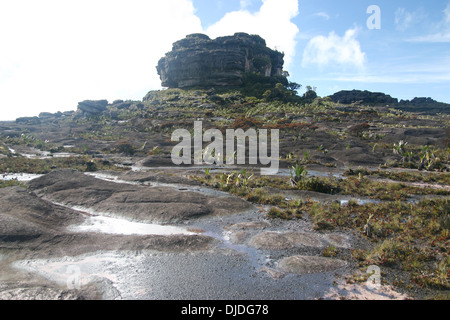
(393, 140, 408, 162)
(290, 163, 307, 186)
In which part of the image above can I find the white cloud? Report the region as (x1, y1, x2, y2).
(239, 0, 252, 9)
(445, 2, 450, 24)
(314, 12, 330, 20)
(0, 0, 203, 120)
(312, 56, 450, 84)
(407, 2, 450, 42)
(205, 0, 299, 67)
(395, 8, 414, 31)
(302, 28, 366, 71)
(0, 0, 301, 121)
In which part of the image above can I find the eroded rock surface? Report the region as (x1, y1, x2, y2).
(28, 169, 252, 223)
(77, 100, 108, 116)
(157, 33, 284, 88)
(277, 255, 347, 275)
(244, 229, 351, 251)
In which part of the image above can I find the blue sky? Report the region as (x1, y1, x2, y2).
(0, 0, 449, 120)
(195, 0, 450, 103)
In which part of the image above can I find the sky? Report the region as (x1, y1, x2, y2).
(0, 0, 449, 120)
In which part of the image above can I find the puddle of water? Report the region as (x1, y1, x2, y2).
(0, 173, 43, 181)
(339, 198, 381, 206)
(7, 147, 45, 158)
(130, 164, 224, 172)
(12, 252, 138, 291)
(51, 153, 78, 158)
(85, 172, 140, 185)
(6, 145, 80, 159)
(84, 172, 232, 197)
(11, 249, 344, 300)
(68, 215, 195, 236)
(9, 204, 353, 300)
(49, 200, 195, 236)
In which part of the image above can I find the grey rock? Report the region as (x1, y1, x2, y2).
(15, 116, 40, 125)
(77, 100, 108, 116)
(277, 255, 347, 274)
(0, 186, 84, 240)
(38, 112, 54, 118)
(247, 231, 323, 250)
(28, 169, 252, 224)
(0, 285, 80, 300)
(157, 33, 284, 88)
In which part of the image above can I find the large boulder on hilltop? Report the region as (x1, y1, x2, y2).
(77, 100, 108, 116)
(157, 33, 285, 88)
(15, 116, 40, 125)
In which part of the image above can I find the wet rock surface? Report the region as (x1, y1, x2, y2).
(0, 168, 409, 300)
(277, 255, 347, 275)
(1, 77, 447, 301)
(0, 186, 83, 240)
(28, 169, 251, 224)
(247, 232, 323, 250)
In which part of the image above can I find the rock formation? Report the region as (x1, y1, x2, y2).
(157, 33, 284, 88)
(77, 100, 108, 116)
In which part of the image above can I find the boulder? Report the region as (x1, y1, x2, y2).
(77, 100, 108, 116)
(38, 112, 54, 118)
(16, 116, 40, 125)
(157, 33, 284, 88)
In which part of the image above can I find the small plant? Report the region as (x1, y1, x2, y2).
(351, 249, 368, 262)
(317, 144, 328, 154)
(393, 140, 408, 161)
(372, 143, 378, 153)
(290, 164, 307, 185)
(86, 160, 97, 172)
(226, 173, 235, 187)
(303, 151, 309, 163)
(0, 178, 28, 189)
(297, 176, 340, 194)
(147, 146, 163, 156)
(323, 245, 339, 257)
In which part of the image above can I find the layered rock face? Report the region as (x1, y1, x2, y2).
(77, 100, 108, 116)
(157, 33, 284, 88)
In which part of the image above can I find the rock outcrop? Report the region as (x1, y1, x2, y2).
(28, 169, 252, 224)
(77, 100, 108, 116)
(157, 33, 284, 88)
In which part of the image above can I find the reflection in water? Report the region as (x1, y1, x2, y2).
(68, 214, 194, 236)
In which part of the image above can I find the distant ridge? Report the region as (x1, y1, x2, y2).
(328, 90, 450, 114)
